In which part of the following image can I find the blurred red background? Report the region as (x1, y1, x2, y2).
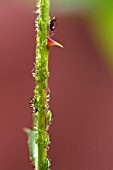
(1, 1, 113, 170)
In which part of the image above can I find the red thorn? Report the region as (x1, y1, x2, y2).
(47, 37, 63, 49)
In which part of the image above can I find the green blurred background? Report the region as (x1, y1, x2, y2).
(52, 0, 113, 71)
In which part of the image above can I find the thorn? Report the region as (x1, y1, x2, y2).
(47, 37, 63, 49)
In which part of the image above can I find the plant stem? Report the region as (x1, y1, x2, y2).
(34, 0, 50, 169)
(25, 0, 63, 169)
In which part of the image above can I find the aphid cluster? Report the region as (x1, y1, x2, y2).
(29, 88, 51, 115)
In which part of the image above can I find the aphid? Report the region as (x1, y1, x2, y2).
(50, 17, 57, 33)
(29, 97, 38, 113)
(46, 88, 50, 102)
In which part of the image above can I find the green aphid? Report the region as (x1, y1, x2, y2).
(33, 98, 39, 110)
(44, 135, 50, 147)
(47, 110, 52, 124)
(45, 158, 51, 169)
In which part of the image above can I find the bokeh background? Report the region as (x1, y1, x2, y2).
(1, 0, 113, 170)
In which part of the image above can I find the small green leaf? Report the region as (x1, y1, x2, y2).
(24, 128, 38, 169)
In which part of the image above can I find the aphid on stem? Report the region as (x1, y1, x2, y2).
(29, 97, 38, 113)
(50, 17, 57, 36)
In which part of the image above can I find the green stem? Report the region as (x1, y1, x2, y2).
(34, 0, 50, 170)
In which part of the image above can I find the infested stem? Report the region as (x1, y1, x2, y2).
(34, 0, 50, 169)
(25, 1, 63, 169)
